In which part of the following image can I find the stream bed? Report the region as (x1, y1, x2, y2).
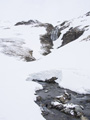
(34, 80, 90, 120)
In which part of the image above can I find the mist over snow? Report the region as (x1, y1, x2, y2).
(0, 0, 90, 24)
(0, 0, 90, 120)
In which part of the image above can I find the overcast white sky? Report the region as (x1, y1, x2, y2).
(0, 0, 90, 23)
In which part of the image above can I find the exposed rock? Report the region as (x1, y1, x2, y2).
(63, 90, 71, 100)
(35, 23, 54, 33)
(85, 11, 90, 16)
(2, 45, 35, 62)
(45, 23, 54, 33)
(40, 33, 53, 55)
(40, 104, 54, 116)
(0, 38, 36, 62)
(55, 91, 71, 103)
(51, 101, 64, 110)
(35, 79, 90, 120)
(61, 108, 75, 116)
(15, 20, 40, 26)
(59, 21, 70, 31)
(74, 105, 84, 117)
(15, 20, 61, 56)
(25, 56, 35, 62)
(50, 26, 61, 41)
(51, 99, 84, 117)
(39, 24, 53, 55)
(36, 96, 42, 101)
(60, 21, 68, 26)
(56, 95, 66, 103)
(61, 27, 84, 46)
(82, 35, 90, 41)
(39, 23, 61, 55)
(45, 77, 58, 83)
(81, 115, 89, 120)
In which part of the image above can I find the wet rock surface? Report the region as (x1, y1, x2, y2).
(34, 80, 90, 120)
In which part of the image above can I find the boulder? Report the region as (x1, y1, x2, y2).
(51, 101, 64, 110)
(85, 11, 90, 16)
(40, 33, 53, 55)
(55, 91, 71, 103)
(36, 96, 42, 101)
(61, 108, 75, 116)
(81, 115, 89, 120)
(45, 77, 58, 83)
(74, 105, 84, 117)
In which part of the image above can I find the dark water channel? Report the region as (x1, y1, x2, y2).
(34, 80, 90, 120)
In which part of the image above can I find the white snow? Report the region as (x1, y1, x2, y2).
(0, 53, 45, 120)
(0, 0, 90, 120)
(27, 70, 62, 82)
(51, 101, 62, 106)
(0, 22, 46, 60)
(0, 23, 90, 120)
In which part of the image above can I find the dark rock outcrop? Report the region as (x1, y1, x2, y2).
(24, 56, 36, 62)
(59, 21, 70, 31)
(61, 27, 84, 46)
(40, 33, 53, 55)
(39, 24, 53, 55)
(40, 24, 61, 55)
(85, 11, 90, 16)
(15, 20, 39, 26)
(45, 77, 58, 83)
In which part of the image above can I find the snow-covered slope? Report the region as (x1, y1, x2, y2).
(26, 12, 90, 94)
(0, 53, 45, 120)
(0, 20, 47, 61)
(0, 12, 90, 120)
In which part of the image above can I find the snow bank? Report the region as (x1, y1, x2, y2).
(0, 53, 45, 120)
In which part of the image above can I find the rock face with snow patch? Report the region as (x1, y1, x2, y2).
(40, 24, 61, 55)
(40, 33, 53, 55)
(0, 38, 35, 62)
(15, 20, 61, 56)
(61, 27, 84, 46)
(39, 23, 54, 55)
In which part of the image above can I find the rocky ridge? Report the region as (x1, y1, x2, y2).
(0, 12, 90, 61)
